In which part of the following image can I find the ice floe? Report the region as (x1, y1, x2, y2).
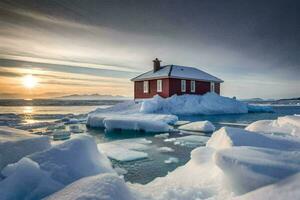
(164, 157, 179, 164)
(246, 115, 300, 137)
(158, 147, 174, 153)
(98, 138, 152, 162)
(104, 117, 173, 133)
(178, 121, 215, 132)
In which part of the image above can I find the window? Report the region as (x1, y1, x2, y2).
(191, 80, 195, 93)
(210, 82, 215, 92)
(181, 80, 186, 92)
(157, 80, 162, 92)
(143, 81, 149, 93)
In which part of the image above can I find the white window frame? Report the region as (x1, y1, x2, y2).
(143, 81, 149, 93)
(181, 80, 186, 92)
(157, 79, 162, 92)
(210, 82, 215, 92)
(191, 80, 195, 93)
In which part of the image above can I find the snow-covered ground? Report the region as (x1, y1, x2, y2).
(1, 114, 300, 199)
(246, 115, 300, 137)
(1, 94, 300, 200)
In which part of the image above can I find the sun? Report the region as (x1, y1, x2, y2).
(22, 74, 38, 89)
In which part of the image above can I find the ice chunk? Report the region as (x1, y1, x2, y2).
(235, 172, 300, 200)
(178, 121, 215, 132)
(158, 147, 174, 153)
(165, 135, 210, 147)
(246, 115, 300, 137)
(98, 138, 152, 162)
(87, 100, 178, 129)
(0, 126, 51, 170)
(46, 174, 140, 200)
(174, 120, 190, 126)
(29, 135, 113, 185)
(104, 117, 173, 133)
(164, 157, 179, 164)
(0, 158, 63, 200)
(154, 133, 169, 138)
(215, 146, 300, 194)
(207, 127, 300, 151)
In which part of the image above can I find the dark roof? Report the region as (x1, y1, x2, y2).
(131, 65, 223, 82)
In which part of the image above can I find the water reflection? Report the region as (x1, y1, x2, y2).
(23, 106, 33, 114)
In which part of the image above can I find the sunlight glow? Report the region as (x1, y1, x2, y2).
(22, 74, 38, 89)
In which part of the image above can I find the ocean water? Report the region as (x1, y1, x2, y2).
(0, 99, 300, 184)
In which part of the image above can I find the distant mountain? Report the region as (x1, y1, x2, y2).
(277, 97, 300, 101)
(57, 94, 130, 100)
(240, 98, 275, 102)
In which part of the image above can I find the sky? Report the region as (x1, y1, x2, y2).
(0, 0, 299, 99)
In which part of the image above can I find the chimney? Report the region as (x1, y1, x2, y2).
(153, 58, 161, 72)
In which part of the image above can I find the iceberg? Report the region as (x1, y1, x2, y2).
(0, 126, 51, 170)
(87, 93, 272, 132)
(246, 115, 300, 137)
(178, 120, 215, 132)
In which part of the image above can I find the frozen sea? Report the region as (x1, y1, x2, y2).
(0, 98, 300, 184)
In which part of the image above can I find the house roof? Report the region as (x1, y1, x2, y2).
(131, 65, 224, 82)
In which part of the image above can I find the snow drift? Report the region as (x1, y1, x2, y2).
(46, 174, 140, 200)
(0, 126, 51, 171)
(246, 115, 300, 137)
(0, 135, 114, 200)
(140, 93, 272, 115)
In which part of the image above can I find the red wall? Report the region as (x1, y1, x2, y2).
(134, 78, 220, 99)
(134, 79, 170, 99)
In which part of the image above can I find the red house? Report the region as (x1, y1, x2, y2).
(131, 58, 223, 99)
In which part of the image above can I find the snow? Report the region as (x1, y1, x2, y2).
(140, 93, 266, 115)
(104, 117, 173, 133)
(0, 126, 51, 170)
(215, 146, 300, 194)
(174, 120, 190, 126)
(0, 135, 114, 200)
(234, 172, 300, 200)
(29, 135, 113, 185)
(87, 93, 271, 133)
(131, 65, 223, 83)
(98, 138, 152, 162)
(246, 115, 300, 136)
(46, 174, 140, 200)
(178, 120, 215, 132)
(132, 124, 300, 199)
(0, 158, 63, 200)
